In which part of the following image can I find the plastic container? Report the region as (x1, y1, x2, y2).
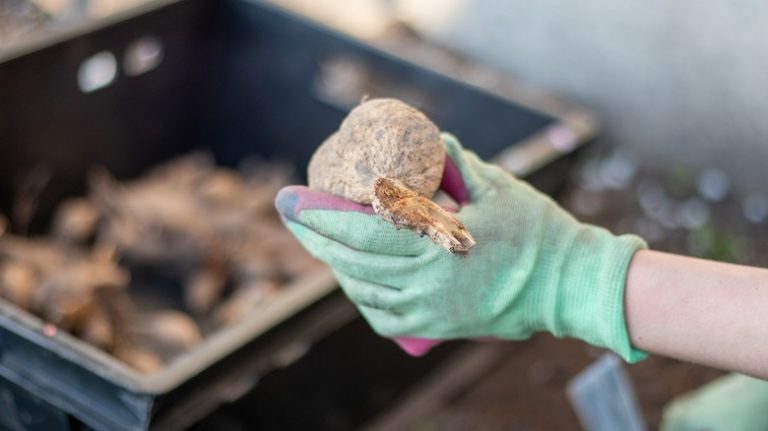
(0, 1, 594, 429)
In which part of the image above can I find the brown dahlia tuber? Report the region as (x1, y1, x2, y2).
(308, 98, 475, 254)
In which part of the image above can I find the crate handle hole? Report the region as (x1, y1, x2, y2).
(124, 36, 163, 77)
(77, 51, 118, 93)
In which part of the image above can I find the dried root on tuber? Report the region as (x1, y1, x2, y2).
(373, 177, 475, 254)
(308, 98, 475, 254)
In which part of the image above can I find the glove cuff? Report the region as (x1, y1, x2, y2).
(537, 224, 648, 362)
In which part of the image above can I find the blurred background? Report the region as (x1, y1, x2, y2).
(273, 0, 768, 190)
(1, 0, 766, 430)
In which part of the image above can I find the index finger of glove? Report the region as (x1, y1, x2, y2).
(357, 305, 424, 338)
(283, 220, 432, 283)
(276, 185, 374, 219)
(333, 271, 412, 313)
(277, 185, 430, 256)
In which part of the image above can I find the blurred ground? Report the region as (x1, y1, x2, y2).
(417, 336, 722, 430)
(564, 149, 768, 265)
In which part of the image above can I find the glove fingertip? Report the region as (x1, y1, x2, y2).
(440, 131, 463, 155)
(275, 185, 374, 222)
(275, 186, 302, 221)
(392, 336, 443, 356)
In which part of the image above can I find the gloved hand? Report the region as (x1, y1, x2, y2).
(276, 133, 647, 362)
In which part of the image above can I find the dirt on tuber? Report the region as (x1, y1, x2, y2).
(308, 98, 476, 254)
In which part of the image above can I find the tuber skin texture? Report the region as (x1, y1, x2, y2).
(129, 310, 202, 361)
(79, 304, 116, 351)
(114, 345, 164, 374)
(213, 280, 280, 326)
(184, 263, 228, 314)
(307, 98, 475, 254)
(0, 261, 37, 309)
(0, 235, 129, 330)
(308, 99, 445, 204)
(51, 198, 100, 245)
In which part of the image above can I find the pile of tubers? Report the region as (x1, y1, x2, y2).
(309, 98, 476, 254)
(0, 98, 472, 373)
(0, 154, 322, 373)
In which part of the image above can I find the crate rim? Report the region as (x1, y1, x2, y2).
(0, 267, 338, 394)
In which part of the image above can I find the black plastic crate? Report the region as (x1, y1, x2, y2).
(0, 1, 594, 429)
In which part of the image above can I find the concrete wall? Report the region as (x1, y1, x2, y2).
(395, 0, 768, 189)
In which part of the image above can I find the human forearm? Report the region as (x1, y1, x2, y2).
(625, 250, 768, 378)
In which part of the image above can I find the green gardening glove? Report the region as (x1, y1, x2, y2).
(276, 133, 648, 362)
